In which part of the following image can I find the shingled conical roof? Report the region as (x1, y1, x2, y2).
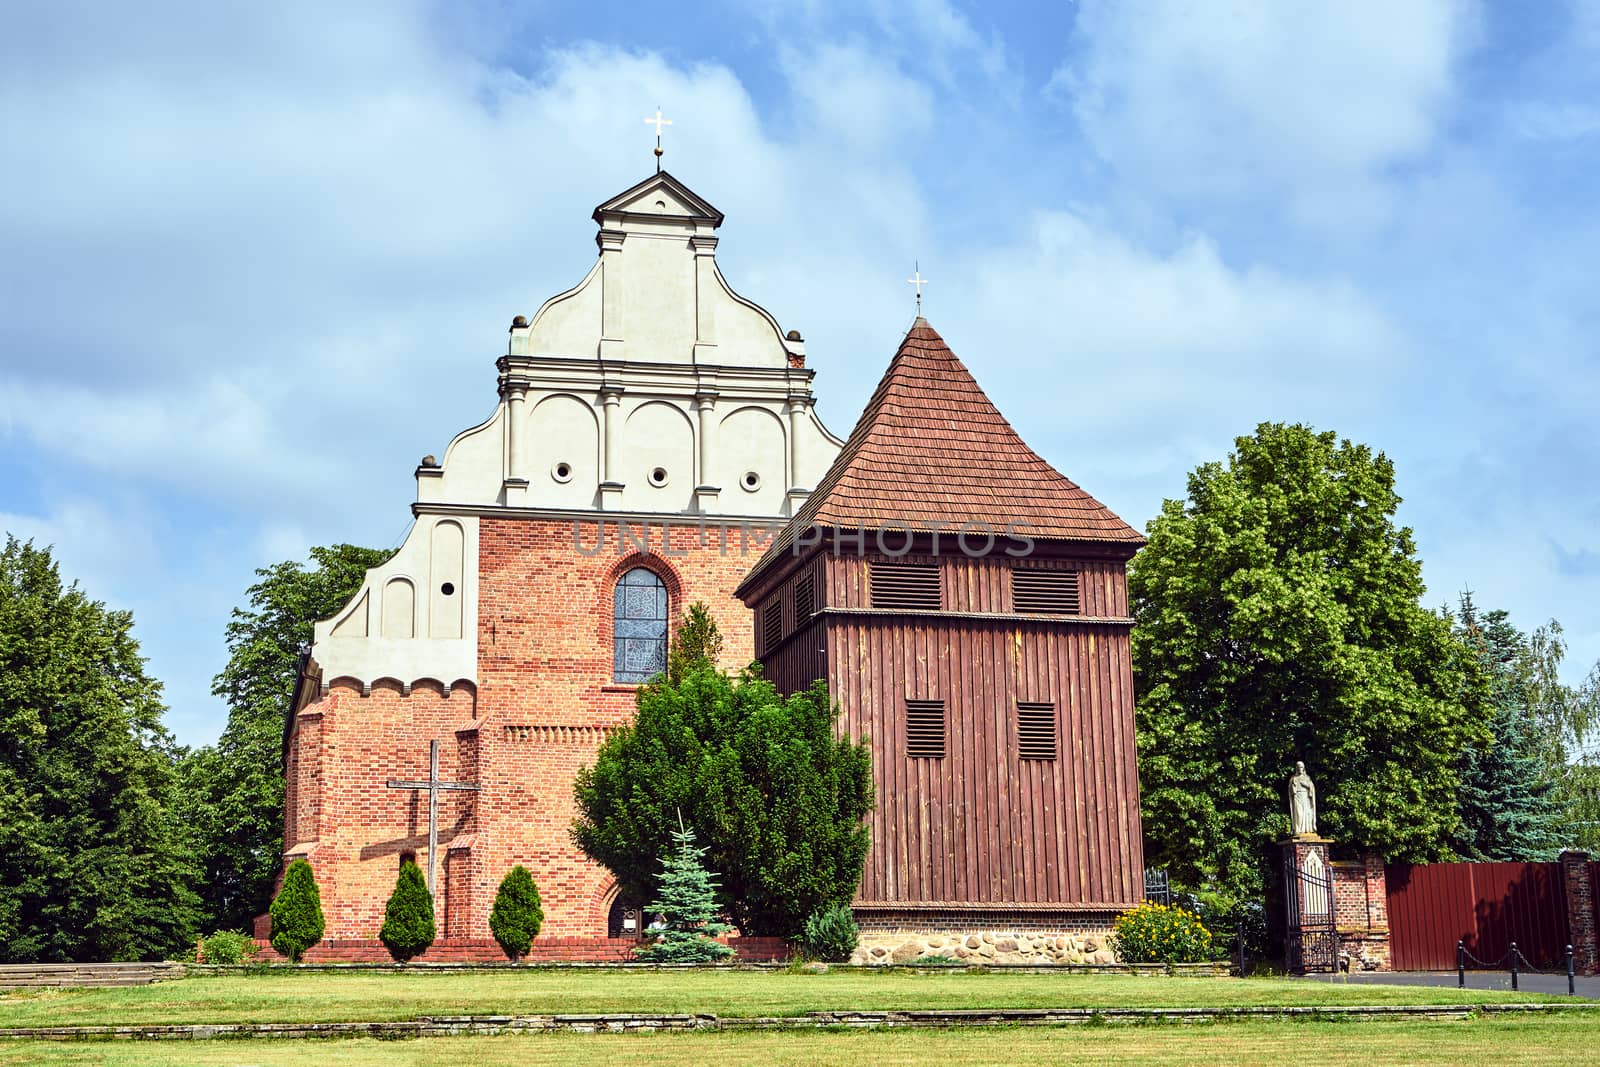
(741, 318, 1143, 590)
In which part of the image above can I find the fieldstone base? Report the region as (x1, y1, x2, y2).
(849, 929, 1116, 967)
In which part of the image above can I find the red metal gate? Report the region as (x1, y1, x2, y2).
(1385, 862, 1569, 971)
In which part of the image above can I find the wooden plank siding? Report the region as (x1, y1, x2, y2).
(756, 549, 1143, 915)
(825, 616, 1142, 909)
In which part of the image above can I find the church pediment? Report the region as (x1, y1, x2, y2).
(592, 170, 724, 227)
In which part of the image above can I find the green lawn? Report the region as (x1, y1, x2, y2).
(0, 969, 1570, 1029)
(4, 1016, 1600, 1066)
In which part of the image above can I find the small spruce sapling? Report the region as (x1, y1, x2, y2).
(267, 859, 325, 962)
(489, 865, 545, 962)
(635, 815, 734, 963)
(379, 860, 436, 963)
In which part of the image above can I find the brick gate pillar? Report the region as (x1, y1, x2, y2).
(1560, 850, 1597, 976)
(1280, 836, 1336, 973)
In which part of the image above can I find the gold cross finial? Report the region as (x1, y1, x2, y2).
(908, 263, 929, 314)
(645, 107, 672, 172)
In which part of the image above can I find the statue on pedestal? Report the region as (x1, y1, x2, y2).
(1289, 761, 1317, 837)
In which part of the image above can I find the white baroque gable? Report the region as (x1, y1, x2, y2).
(309, 170, 843, 693)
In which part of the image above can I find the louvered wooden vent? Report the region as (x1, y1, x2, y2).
(905, 699, 946, 758)
(794, 569, 815, 621)
(1013, 569, 1081, 614)
(762, 598, 783, 652)
(871, 562, 941, 611)
(1017, 702, 1057, 760)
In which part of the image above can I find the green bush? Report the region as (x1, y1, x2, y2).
(1110, 902, 1215, 964)
(379, 861, 436, 963)
(198, 930, 257, 965)
(489, 866, 544, 961)
(267, 859, 325, 963)
(797, 904, 858, 962)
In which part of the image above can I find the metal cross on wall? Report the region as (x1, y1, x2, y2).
(385, 740, 478, 899)
(644, 107, 672, 171)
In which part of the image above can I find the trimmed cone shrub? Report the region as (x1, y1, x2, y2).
(489, 865, 545, 961)
(379, 860, 436, 963)
(268, 859, 325, 963)
(1110, 902, 1214, 964)
(798, 904, 858, 962)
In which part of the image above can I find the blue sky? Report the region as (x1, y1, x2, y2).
(3, 1, 1597, 746)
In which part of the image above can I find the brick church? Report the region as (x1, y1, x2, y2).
(271, 167, 1145, 961)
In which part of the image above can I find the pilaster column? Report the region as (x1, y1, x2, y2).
(505, 385, 527, 480)
(690, 234, 719, 362)
(598, 384, 625, 509)
(598, 229, 626, 360)
(693, 390, 720, 513)
(502, 383, 529, 504)
(785, 396, 810, 515)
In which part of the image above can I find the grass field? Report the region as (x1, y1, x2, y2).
(0, 969, 1568, 1029)
(4, 1015, 1600, 1066)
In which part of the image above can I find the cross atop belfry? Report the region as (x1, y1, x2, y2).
(908, 263, 929, 314)
(645, 107, 672, 172)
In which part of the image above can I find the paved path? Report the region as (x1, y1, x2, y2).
(1295, 969, 1600, 999)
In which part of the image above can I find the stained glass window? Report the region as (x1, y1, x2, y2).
(613, 567, 668, 684)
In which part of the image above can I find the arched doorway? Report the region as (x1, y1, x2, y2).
(607, 893, 645, 940)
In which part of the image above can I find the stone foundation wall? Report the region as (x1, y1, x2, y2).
(850, 928, 1117, 966)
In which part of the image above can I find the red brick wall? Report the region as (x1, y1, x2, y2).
(276, 516, 768, 945)
(1331, 854, 1390, 970)
(1562, 850, 1597, 975)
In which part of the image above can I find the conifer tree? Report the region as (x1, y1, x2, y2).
(1450, 594, 1565, 860)
(379, 860, 436, 963)
(0, 536, 202, 961)
(635, 817, 734, 964)
(489, 865, 544, 962)
(268, 858, 325, 962)
(575, 605, 872, 939)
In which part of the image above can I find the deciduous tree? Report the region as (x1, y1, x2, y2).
(1129, 424, 1491, 907)
(183, 544, 390, 932)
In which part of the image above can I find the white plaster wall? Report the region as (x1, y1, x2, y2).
(312, 514, 479, 691)
(522, 262, 601, 358)
(616, 233, 698, 361)
(711, 266, 791, 370)
(430, 406, 506, 504)
(309, 171, 849, 693)
(716, 405, 787, 514)
(528, 393, 601, 508)
(621, 400, 695, 512)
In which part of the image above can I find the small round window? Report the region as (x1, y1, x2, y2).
(648, 466, 669, 487)
(740, 470, 762, 492)
(552, 461, 573, 483)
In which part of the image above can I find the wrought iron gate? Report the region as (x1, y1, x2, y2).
(1285, 852, 1337, 972)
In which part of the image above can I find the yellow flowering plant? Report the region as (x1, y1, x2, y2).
(1110, 902, 1214, 964)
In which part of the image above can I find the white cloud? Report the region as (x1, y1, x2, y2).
(961, 211, 1411, 436)
(1056, 0, 1476, 226)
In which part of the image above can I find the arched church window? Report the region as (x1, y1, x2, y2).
(614, 567, 668, 683)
